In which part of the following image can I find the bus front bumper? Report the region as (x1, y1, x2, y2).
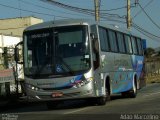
(26, 82, 96, 102)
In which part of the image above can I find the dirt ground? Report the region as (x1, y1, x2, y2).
(145, 74, 160, 84)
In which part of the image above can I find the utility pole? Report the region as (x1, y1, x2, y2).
(94, 0, 100, 22)
(127, 0, 131, 29)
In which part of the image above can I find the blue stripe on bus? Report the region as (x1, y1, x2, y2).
(54, 75, 83, 88)
(112, 55, 144, 94)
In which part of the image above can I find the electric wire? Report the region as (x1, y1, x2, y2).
(20, 0, 90, 17)
(41, 0, 94, 15)
(101, 5, 127, 11)
(138, 2, 160, 31)
(41, 0, 125, 20)
(132, 22, 160, 41)
(132, 0, 154, 19)
(1, 0, 159, 42)
(0, 2, 72, 19)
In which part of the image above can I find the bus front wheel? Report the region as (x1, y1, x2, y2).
(96, 80, 110, 105)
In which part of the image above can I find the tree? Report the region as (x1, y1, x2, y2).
(144, 47, 155, 58)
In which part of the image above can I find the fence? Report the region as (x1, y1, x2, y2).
(145, 58, 160, 83)
(0, 68, 15, 96)
(0, 47, 23, 99)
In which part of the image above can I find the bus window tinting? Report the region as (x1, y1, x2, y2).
(131, 37, 138, 55)
(24, 26, 91, 77)
(124, 35, 132, 54)
(117, 32, 125, 53)
(108, 30, 118, 52)
(137, 38, 143, 55)
(99, 27, 109, 51)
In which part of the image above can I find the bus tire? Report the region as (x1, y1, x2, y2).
(129, 77, 137, 98)
(96, 96, 106, 105)
(96, 78, 110, 105)
(122, 76, 137, 98)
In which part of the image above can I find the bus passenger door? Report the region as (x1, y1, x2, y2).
(91, 33, 102, 96)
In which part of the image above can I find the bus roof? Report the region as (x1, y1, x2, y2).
(24, 19, 94, 31)
(24, 19, 141, 38)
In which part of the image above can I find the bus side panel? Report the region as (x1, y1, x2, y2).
(100, 52, 134, 94)
(93, 52, 114, 97)
(111, 53, 134, 94)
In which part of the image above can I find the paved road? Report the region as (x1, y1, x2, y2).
(0, 83, 160, 120)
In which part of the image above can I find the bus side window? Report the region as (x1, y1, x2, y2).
(124, 35, 132, 54)
(108, 30, 118, 52)
(137, 38, 143, 55)
(99, 27, 110, 51)
(117, 32, 125, 53)
(131, 37, 138, 55)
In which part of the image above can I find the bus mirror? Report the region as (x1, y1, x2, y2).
(14, 47, 20, 62)
(14, 41, 23, 64)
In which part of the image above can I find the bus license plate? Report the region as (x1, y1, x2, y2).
(52, 92, 63, 98)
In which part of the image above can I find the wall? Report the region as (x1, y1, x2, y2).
(0, 16, 43, 36)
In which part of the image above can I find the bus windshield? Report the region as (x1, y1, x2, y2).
(24, 25, 91, 78)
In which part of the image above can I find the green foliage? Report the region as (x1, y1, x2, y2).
(144, 47, 155, 58)
(158, 51, 160, 56)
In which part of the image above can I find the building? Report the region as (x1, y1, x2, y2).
(0, 16, 43, 69)
(0, 16, 43, 61)
(0, 16, 43, 37)
(0, 17, 43, 96)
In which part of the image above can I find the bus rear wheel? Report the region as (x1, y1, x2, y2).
(122, 78, 137, 98)
(129, 78, 137, 98)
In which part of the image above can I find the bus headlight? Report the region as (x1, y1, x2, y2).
(26, 84, 41, 91)
(72, 77, 93, 88)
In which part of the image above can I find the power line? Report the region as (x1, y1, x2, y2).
(100, 3, 135, 12)
(0, 2, 71, 19)
(132, 22, 160, 41)
(100, 15, 160, 41)
(100, 12, 125, 19)
(101, 5, 127, 11)
(133, 26, 160, 42)
(1, 0, 159, 42)
(41, 0, 126, 20)
(132, 0, 153, 19)
(0, 0, 126, 22)
(138, 2, 160, 31)
(41, 0, 94, 15)
(20, 0, 89, 18)
(133, 23, 160, 38)
(100, 18, 126, 24)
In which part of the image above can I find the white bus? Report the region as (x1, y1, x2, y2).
(15, 19, 145, 109)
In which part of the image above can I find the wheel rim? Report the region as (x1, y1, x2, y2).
(133, 79, 137, 94)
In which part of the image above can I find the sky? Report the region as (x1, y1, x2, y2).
(0, 0, 160, 48)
